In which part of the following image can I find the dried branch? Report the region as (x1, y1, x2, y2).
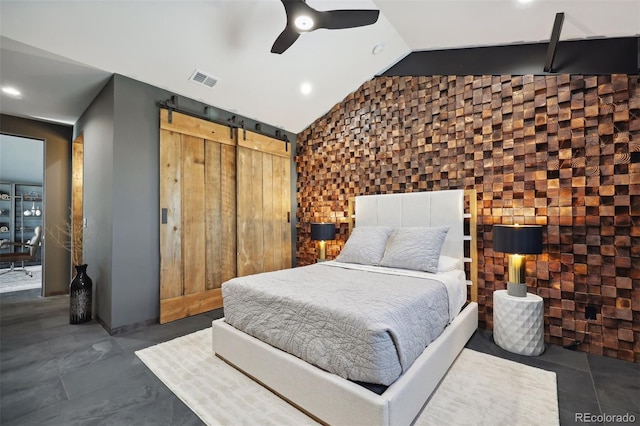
(47, 216, 84, 266)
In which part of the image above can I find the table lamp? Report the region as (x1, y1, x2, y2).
(311, 222, 336, 261)
(493, 224, 543, 297)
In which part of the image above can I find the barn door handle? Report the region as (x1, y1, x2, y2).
(161, 208, 168, 224)
(287, 212, 290, 223)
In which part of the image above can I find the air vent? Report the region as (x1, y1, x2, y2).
(189, 69, 218, 88)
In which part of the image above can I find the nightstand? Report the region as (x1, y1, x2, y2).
(493, 290, 544, 356)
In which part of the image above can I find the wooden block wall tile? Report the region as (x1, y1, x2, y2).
(296, 74, 640, 364)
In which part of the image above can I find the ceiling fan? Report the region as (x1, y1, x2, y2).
(271, 0, 380, 54)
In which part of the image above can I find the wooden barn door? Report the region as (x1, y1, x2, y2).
(159, 110, 236, 323)
(236, 129, 291, 277)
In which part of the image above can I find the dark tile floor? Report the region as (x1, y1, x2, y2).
(1, 289, 639, 425)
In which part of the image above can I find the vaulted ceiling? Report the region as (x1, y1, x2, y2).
(1, 1, 638, 133)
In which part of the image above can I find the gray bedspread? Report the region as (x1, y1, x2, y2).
(222, 262, 455, 386)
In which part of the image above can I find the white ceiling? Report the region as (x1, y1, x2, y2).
(1, 0, 638, 133)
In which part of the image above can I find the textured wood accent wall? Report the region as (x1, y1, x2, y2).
(296, 75, 640, 363)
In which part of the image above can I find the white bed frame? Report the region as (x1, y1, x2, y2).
(212, 189, 478, 425)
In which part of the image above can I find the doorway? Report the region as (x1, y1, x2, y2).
(0, 133, 45, 294)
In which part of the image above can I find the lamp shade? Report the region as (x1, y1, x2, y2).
(311, 222, 336, 241)
(493, 225, 543, 254)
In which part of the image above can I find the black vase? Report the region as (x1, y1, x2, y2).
(70, 264, 93, 324)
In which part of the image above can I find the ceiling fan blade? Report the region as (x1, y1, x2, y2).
(271, 27, 301, 54)
(317, 9, 380, 30)
(270, 1, 380, 54)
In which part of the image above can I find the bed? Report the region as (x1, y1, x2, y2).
(212, 189, 478, 425)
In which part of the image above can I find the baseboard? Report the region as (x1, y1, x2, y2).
(98, 307, 224, 335)
(97, 316, 158, 336)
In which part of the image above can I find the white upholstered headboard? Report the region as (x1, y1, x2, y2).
(354, 190, 465, 261)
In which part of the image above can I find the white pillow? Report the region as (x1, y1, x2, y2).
(335, 226, 393, 266)
(379, 226, 449, 273)
(438, 255, 461, 272)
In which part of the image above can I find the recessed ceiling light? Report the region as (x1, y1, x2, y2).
(517, 0, 535, 4)
(1, 86, 22, 97)
(295, 15, 314, 31)
(372, 43, 385, 55)
(300, 82, 312, 95)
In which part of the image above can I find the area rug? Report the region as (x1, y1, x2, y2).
(0, 265, 41, 294)
(136, 328, 559, 426)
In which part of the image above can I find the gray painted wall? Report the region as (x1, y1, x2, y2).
(0, 114, 72, 296)
(73, 78, 115, 327)
(75, 74, 297, 333)
(110, 75, 161, 329)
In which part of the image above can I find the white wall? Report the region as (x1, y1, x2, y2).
(0, 133, 44, 184)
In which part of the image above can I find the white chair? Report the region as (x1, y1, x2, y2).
(0, 226, 43, 277)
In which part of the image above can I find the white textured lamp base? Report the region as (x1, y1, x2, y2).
(493, 290, 544, 356)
